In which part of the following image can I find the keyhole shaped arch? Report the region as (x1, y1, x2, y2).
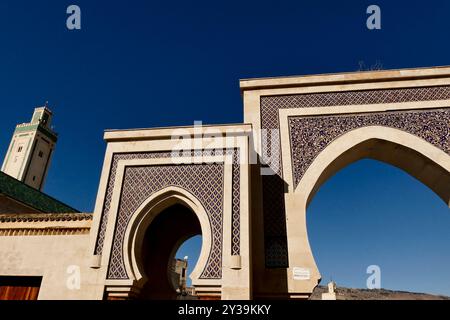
(122, 186, 213, 287)
(286, 125, 450, 293)
(295, 125, 450, 207)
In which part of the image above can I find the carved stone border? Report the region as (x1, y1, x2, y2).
(288, 108, 450, 188)
(0, 213, 92, 236)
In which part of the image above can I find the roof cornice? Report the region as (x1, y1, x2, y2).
(239, 65, 450, 93)
(0, 213, 92, 223)
(0, 213, 92, 236)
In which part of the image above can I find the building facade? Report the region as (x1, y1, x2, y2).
(1, 66, 450, 300)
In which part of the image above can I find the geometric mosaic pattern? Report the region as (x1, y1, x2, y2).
(262, 175, 288, 268)
(95, 151, 173, 256)
(107, 163, 224, 280)
(93, 149, 241, 280)
(289, 108, 450, 188)
(261, 86, 450, 175)
(231, 151, 241, 256)
(260, 85, 450, 268)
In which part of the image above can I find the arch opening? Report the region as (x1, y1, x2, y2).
(137, 203, 202, 300)
(173, 235, 202, 288)
(305, 137, 450, 208)
(297, 127, 450, 297)
(122, 187, 212, 300)
(307, 158, 450, 296)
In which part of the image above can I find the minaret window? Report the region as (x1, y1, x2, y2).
(18, 146, 23, 152)
(38, 151, 44, 158)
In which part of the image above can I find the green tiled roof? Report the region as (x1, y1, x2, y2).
(0, 171, 79, 213)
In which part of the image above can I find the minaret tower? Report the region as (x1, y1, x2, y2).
(1, 105, 57, 191)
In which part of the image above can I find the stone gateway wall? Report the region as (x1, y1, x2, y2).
(2, 66, 450, 300)
(242, 67, 450, 298)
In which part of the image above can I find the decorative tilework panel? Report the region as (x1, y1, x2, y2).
(261, 86, 450, 175)
(94, 149, 241, 280)
(95, 152, 173, 255)
(289, 108, 450, 188)
(260, 86, 450, 268)
(107, 163, 225, 279)
(231, 151, 241, 256)
(262, 174, 288, 268)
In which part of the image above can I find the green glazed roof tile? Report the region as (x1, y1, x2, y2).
(0, 171, 79, 213)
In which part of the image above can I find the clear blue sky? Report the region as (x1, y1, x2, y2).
(0, 0, 449, 295)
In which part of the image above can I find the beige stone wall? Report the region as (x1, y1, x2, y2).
(0, 215, 105, 300)
(23, 135, 54, 190)
(0, 233, 104, 300)
(2, 132, 36, 181)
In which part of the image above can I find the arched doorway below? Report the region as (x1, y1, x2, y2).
(137, 204, 202, 300)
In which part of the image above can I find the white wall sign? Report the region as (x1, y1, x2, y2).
(293, 267, 310, 281)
